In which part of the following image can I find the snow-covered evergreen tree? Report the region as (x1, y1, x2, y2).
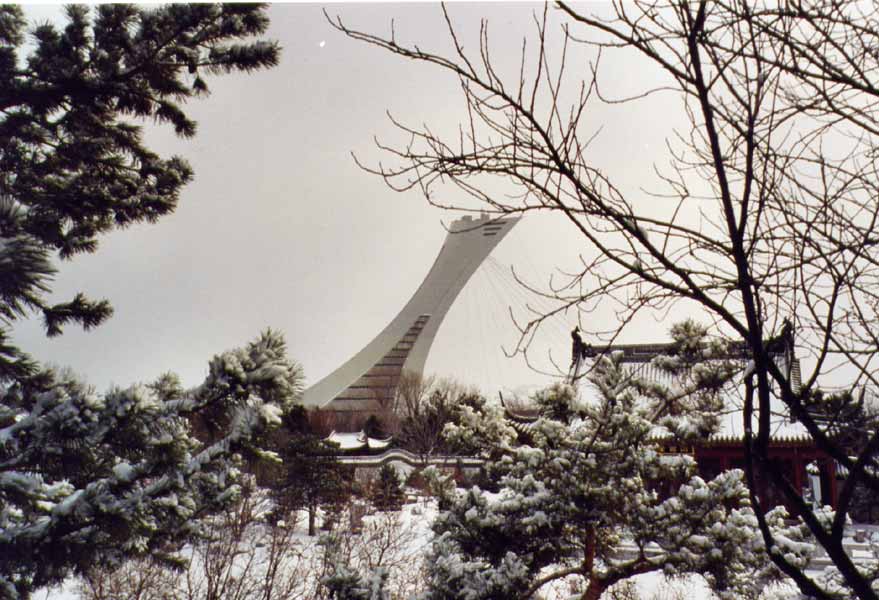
(0, 4, 279, 369)
(0, 330, 304, 598)
(330, 322, 815, 600)
(0, 5, 282, 597)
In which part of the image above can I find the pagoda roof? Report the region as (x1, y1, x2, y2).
(326, 430, 393, 451)
(582, 330, 792, 364)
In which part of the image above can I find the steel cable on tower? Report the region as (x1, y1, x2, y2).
(480, 256, 574, 378)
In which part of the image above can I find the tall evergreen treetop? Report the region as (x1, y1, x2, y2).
(0, 3, 279, 379)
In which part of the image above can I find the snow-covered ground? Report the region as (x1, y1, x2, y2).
(37, 586, 75, 600)
(36, 495, 807, 600)
(34, 571, 761, 600)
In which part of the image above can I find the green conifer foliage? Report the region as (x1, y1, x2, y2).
(0, 5, 281, 597)
(269, 407, 352, 536)
(0, 3, 279, 376)
(371, 464, 405, 512)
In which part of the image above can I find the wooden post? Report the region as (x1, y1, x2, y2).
(826, 459, 838, 510)
(793, 455, 803, 500)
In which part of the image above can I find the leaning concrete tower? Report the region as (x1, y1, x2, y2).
(302, 213, 520, 422)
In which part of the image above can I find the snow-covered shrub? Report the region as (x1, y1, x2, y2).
(79, 484, 322, 600)
(77, 493, 430, 600)
(324, 567, 390, 600)
(322, 506, 428, 600)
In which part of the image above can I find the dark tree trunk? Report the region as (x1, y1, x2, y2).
(582, 578, 605, 600)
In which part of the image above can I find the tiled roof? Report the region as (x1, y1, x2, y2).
(326, 430, 393, 451)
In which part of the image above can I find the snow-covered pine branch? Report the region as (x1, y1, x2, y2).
(0, 330, 303, 599)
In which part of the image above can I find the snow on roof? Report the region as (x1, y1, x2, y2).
(639, 397, 812, 443)
(714, 403, 811, 441)
(326, 430, 392, 451)
(574, 373, 814, 443)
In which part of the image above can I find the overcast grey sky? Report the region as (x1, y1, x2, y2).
(14, 3, 692, 398)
